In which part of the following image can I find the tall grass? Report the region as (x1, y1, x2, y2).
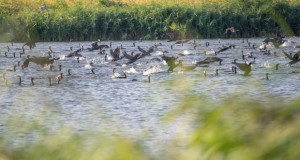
(0, 0, 300, 42)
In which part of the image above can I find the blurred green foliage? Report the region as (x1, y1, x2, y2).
(1, 93, 300, 160)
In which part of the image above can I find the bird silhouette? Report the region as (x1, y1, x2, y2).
(39, 6, 49, 16)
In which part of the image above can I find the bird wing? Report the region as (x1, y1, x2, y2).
(138, 46, 147, 55)
(99, 45, 109, 49)
(123, 51, 133, 60)
(114, 47, 120, 59)
(147, 47, 154, 55)
(161, 55, 172, 62)
(292, 52, 299, 60)
(110, 49, 114, 58)
(133, 53, 141, 59)
(281, 49, 293, 60)
(40, 7, 44, 15)
(22, 59, 30, 68)
(43, 6, 49, 11)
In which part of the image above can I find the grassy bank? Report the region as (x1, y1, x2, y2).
(0, 0, 300, 42)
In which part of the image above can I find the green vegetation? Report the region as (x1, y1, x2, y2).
(0, 0, 300, 42)
(1, 94, 300, 160)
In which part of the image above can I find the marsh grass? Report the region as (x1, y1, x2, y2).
(0, 0, 300, 42)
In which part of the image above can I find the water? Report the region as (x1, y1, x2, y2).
(0, 37, 300, 154)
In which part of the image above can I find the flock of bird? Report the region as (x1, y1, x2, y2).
(0, 32, 299, 87)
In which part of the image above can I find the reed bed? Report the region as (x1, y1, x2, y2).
(0, 0, 300, 42)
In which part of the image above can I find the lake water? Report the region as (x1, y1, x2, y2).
(0, 37, 300, 154)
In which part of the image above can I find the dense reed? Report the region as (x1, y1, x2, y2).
(0, 0, 300, 42)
